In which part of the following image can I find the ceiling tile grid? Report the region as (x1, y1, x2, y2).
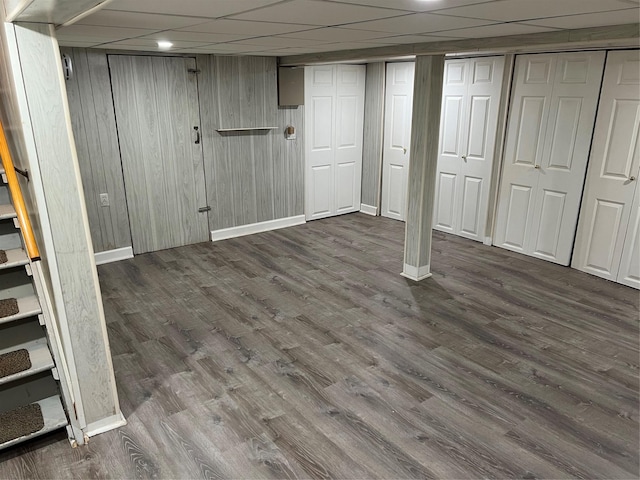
(55, 0, 639, 55)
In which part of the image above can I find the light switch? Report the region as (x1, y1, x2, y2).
(100, 193, 110, 207)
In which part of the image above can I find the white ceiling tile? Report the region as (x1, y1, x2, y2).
(331, 0, 495, 13)
(344, 12, 493, 33)
(95, 44, 161, 51)
(229, 0, 411, 26)
(524, 8, 640, 29)
(100, 39, 213, 49)
(57, 40, 102, 47)
(56, 24, 156, 40)
(178, 19, 315, 36)
(104, 0, 283, 18)
(360, 34, 460, 44)
(228, 36, 332, 47)
(188, 44, 270, 53)
(438, 0, 635, 22)
(141, 31, 251, 43)
(278, 27, 393, 42)
(434, 22, 559, 38)
(76, 10, 209, 30)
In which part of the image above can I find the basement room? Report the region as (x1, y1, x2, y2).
(0, 0, 638, 478)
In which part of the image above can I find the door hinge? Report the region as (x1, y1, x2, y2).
(198, 206, 212, 213)
(188, 69, 201, 74)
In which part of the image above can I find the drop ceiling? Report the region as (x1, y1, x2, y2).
(55, 0, 639, 56)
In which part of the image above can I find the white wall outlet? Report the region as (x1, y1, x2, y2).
(99, 193, 110, 207)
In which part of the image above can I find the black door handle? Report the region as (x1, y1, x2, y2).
(194, 126, 200, 144)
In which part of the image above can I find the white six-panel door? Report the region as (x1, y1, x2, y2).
(305, 65, 365, 221)
(494, 52, 606, 265)
(381, 62, 415, 221)
(572, 50, 640, 289)
(434, 57, 505, 242)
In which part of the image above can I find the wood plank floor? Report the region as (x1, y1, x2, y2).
(1, 213, 638, 479)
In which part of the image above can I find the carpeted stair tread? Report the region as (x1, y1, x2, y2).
(0, 349, 31, 379)
(0, 403, 44, 444)
(0, 250, 6, 264)
(0, 298, 19, 318)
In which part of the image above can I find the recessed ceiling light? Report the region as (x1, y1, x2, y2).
(157, 41, 173, 50)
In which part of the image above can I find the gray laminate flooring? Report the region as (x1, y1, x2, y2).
(1, 213, 638, 479)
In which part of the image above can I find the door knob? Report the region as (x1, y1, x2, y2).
(534, 165, 541, 169)
(462, 155, 467, 161)
(630, 176, 636, 182)
(403, 147, 407, 155)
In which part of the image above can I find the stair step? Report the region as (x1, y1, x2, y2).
(0, 248, 29, 270)
(0, 395, 67, 450)
(0, 338, 54, 387)
(0, 204, 17, 221)
(0, 296, 42, 326)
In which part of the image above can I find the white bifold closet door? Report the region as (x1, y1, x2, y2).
(381, 62, 415, 221)
(494, 52, 605, 265)
(434, 56, 505, 242)
(572, 50, 640, 289)
(305, 65, 365, 221)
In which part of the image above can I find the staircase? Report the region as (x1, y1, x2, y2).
(0, 128, 73, 449)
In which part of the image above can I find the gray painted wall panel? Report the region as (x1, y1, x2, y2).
(197, 55, 304, 231)
(361, 62, 385, 210)
(61, 48, 131, 253)
(15, 22, 120, 426)
(65, 50, 304, 248)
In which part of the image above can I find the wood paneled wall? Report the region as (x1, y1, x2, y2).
(361, 62, 385, 211)
(64, 51, 304, 250)
(197, 55, 304, 230)
(61, 48, 131, 253)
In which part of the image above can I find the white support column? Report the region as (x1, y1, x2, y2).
(402, 55, 445, 281)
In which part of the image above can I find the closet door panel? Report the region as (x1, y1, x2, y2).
(335, 65, 365, 215)
(529, 51, 605, 264)
(573, 50, 640, 286)
(305, 66, 336, 220)
(381, 62, 415, 220)
(457, 56, 505, 241)
(496, 52, 605, 265)
(494, 55, 555, 253)
(305, 64, 365, 220)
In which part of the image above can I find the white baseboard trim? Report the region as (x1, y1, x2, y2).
(360, 204, 378, 216)
(483, 236, 492, 246)
(211, 215, 306, 242)
(94, 246, 134, 266)
(401, 264, 432, 281)
(84, 412, 127, 438)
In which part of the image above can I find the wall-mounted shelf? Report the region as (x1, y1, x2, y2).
(216, 127, 279, 132)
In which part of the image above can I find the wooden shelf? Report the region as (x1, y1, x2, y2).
(216, 127, 279, 132)
(0, 204, 17, 221)
(0, 248, 29, 271)
(0, 296, 42, 326)
(0, 395, 67, 450)
(0, 338, 54, 387)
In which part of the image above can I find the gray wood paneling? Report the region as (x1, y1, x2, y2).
(197, 55, 304, 230)
(361, 62, 385, 210)
(14, 22, 120, 426)
(109, 55, 210, 254)
(405, 55, 445, 274)
(61, 48, 131, 253)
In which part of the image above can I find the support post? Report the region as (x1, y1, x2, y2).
(402, 55, 445, 281)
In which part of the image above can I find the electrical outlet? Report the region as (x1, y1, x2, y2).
(100, 193, 110, 207)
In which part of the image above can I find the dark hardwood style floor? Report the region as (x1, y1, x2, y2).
(1, 213, 638, 479)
